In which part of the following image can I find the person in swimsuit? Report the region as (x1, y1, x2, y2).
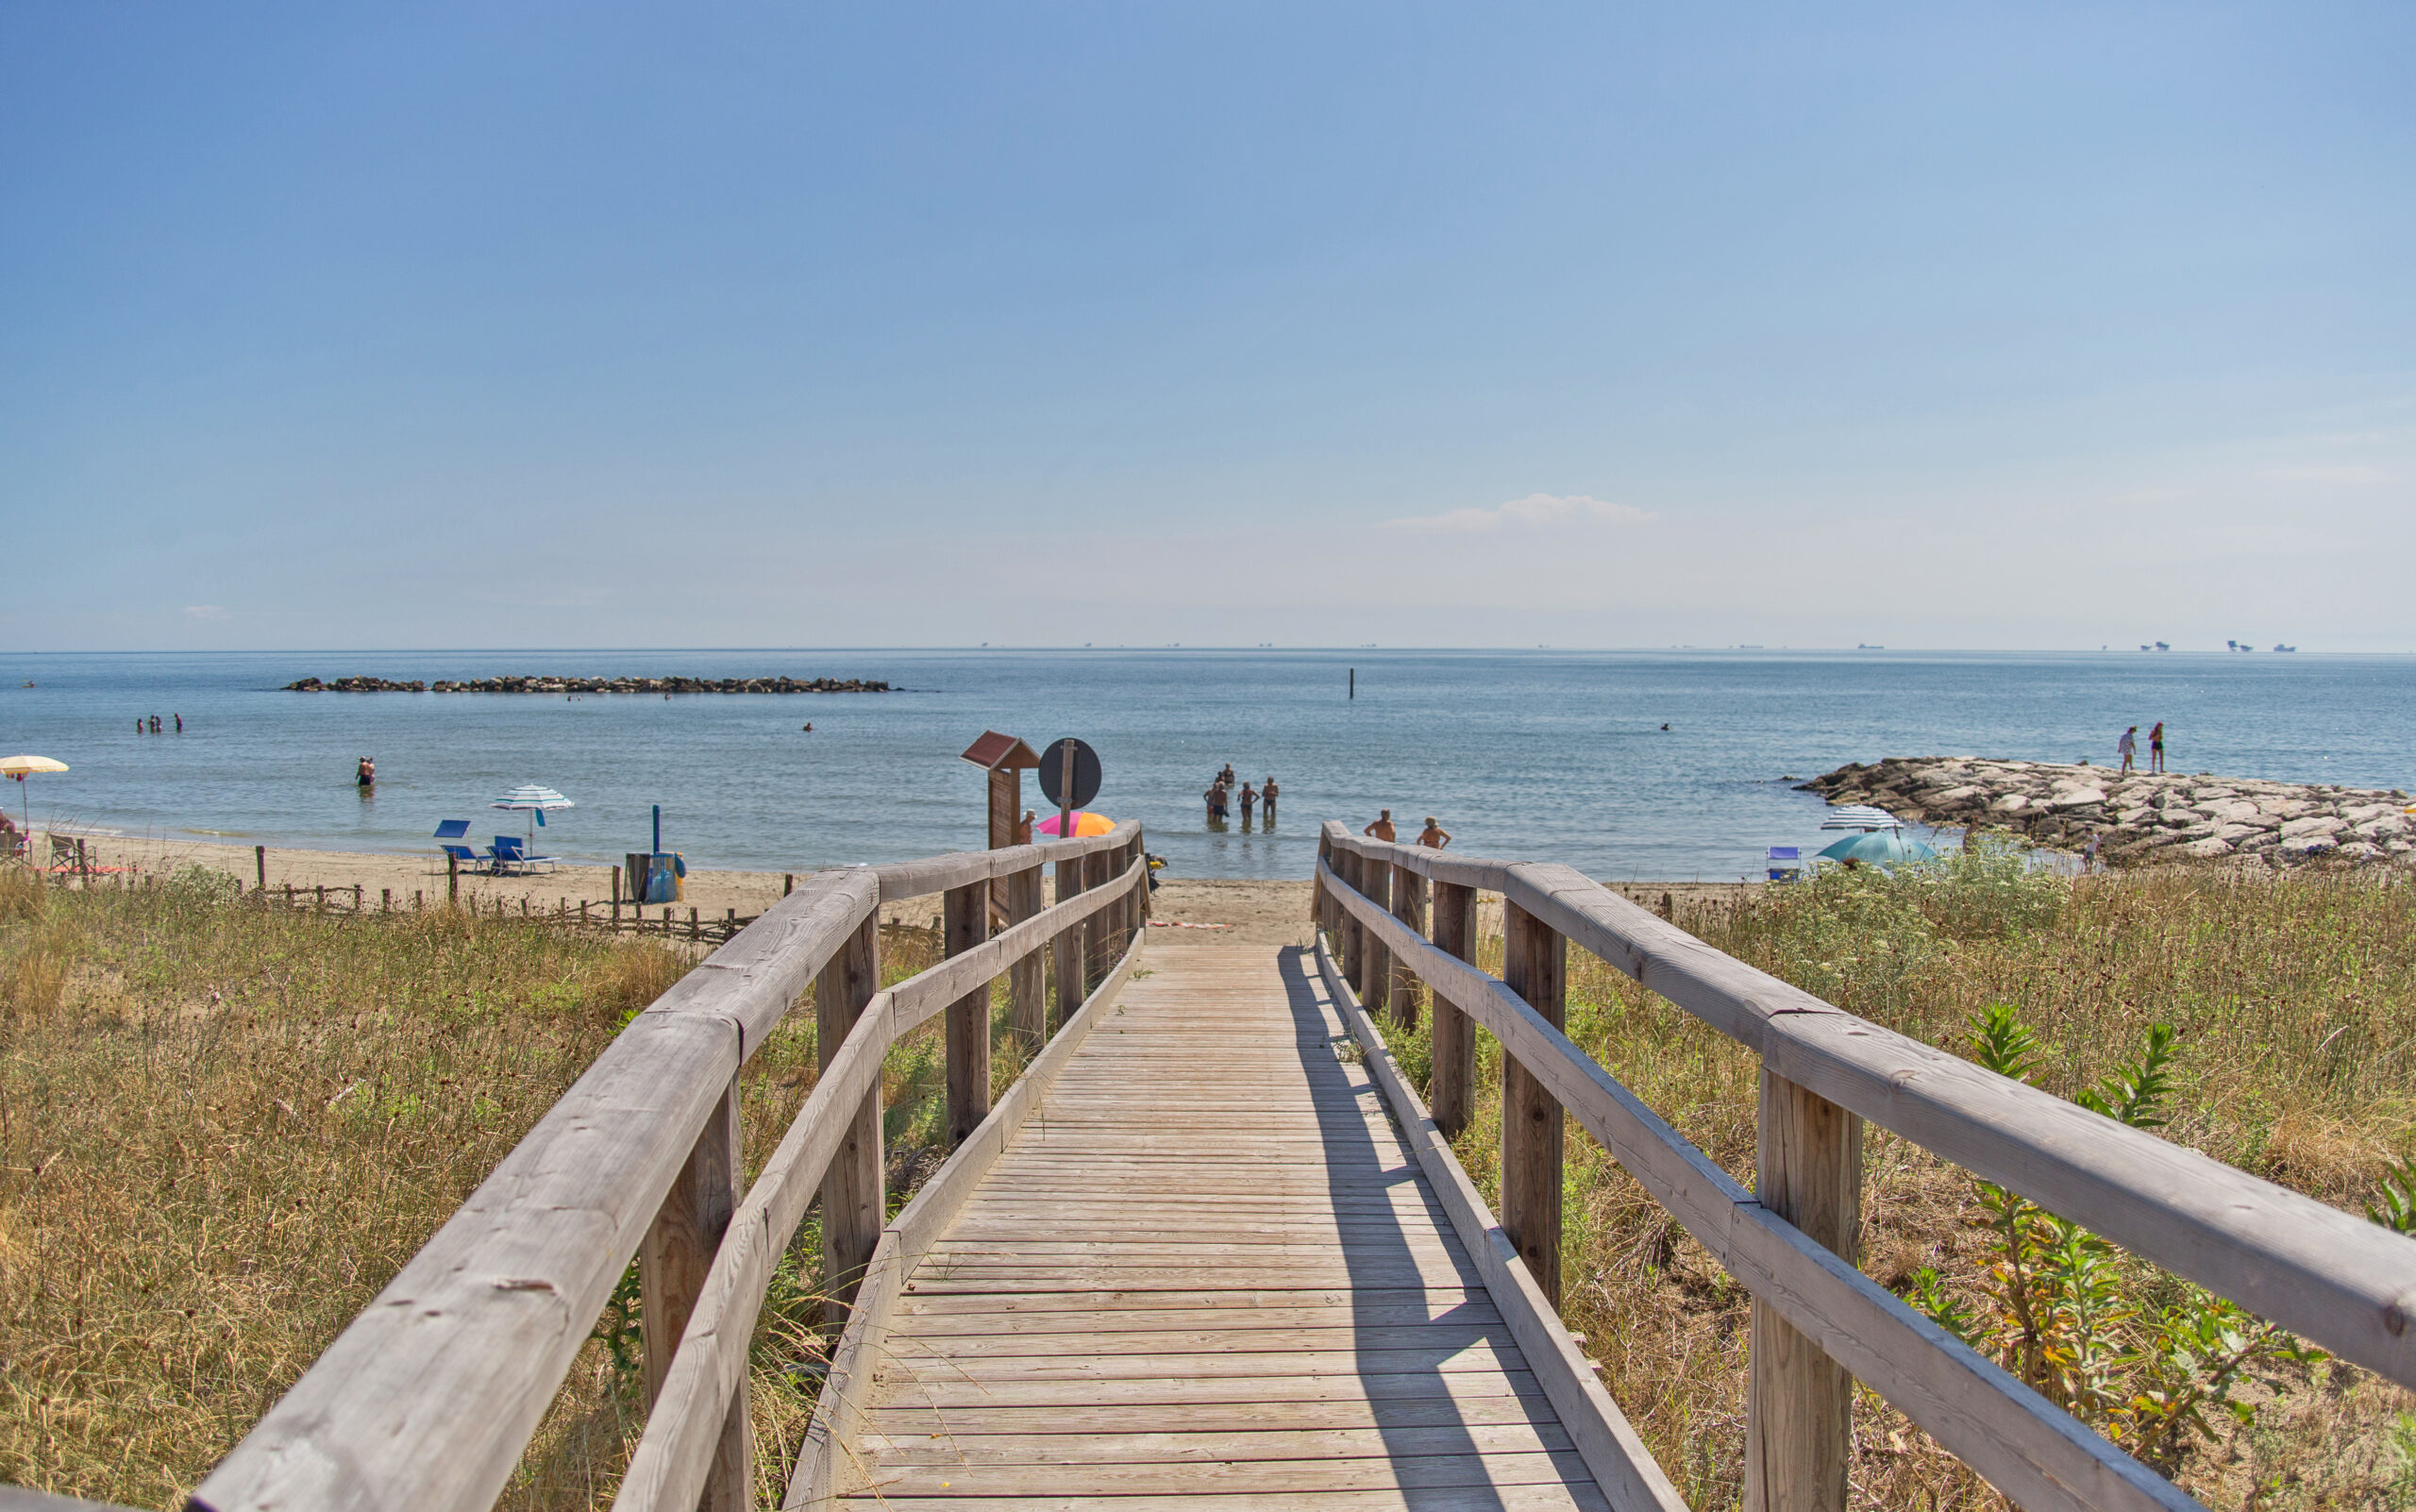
(1239, 783, 1256, 826)
(1261, 777, 1277, 820)
(2149, 721, 2165, 774)
(1417, 816, 1451, 848)
(356, 756, 376, 787)
(1364, 810, 1396, 842)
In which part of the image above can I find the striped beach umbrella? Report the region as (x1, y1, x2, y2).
(1, 754, 68, 839)
(1819, 804, 1902, 832)
(490, 783, 575, 847)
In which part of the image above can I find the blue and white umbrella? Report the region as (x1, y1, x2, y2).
(490, 783, 575, 847)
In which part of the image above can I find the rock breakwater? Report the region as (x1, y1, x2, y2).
(282, 675, 891, 694)
(1801, 757, 2415, 868)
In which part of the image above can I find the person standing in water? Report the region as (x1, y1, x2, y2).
(2118, 726, 2138, 774)
(1364, 810, 1396, 842)
(2149, 721, 2165, 774)
(356, 756, 376, 787)
(1239, 782, 1257, 827)
(1260, 776, 1278, 822)
(1417, 815, 1451, 848)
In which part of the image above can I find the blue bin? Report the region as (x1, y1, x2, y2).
(642, 851, 686, 903)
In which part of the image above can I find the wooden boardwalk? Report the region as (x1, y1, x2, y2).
(839, 940, 1611, 1510)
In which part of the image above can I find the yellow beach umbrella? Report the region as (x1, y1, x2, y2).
(1, 754, 69, 838)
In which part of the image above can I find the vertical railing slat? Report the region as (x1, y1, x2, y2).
(1501, 899, 1565, 1306)
(1746, 1069, 1863, 1512)
(816, 914, 883, 1327)
(944, 882, 990, 1145)
(640, 1082, 747, 1511)
(1428, 879, 1477, 1138)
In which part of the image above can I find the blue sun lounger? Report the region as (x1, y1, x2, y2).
(434, 819, 486, 873)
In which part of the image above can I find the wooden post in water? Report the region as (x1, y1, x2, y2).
(943, 882, 991, 1146)
(1428, 880, 1478, 1137)
(1052, 855, 1084, 1027)
(1388, 864, 1425, 1030)
(1745, 1069, 1862, 1512)
(816, 914, 882, 1328)
(1501, 899, 1566, 1305)
(639, 1078, 746, 1509)
(1007, 864, 1045, 1050)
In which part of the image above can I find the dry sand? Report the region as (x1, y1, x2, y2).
(54, 833, 1748, 940)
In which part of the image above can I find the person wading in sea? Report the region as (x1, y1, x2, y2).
(356, 756, 377, 787)
(1260, 776, 1278, 822)
(1417, 816, 1451, 849)
(1364, 810, 1396, 842)
(1239, 782, 1256, 827)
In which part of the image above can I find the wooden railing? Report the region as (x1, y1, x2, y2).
(187, 822, 1149, 1512)
(1313, 820, 2416, 1512)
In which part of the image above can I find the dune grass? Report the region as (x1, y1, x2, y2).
(0, 865, 999, 1509)
(1382, 846, 2416, 1509)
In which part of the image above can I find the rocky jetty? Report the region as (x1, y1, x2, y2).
(282, 674, 891, 694)
(1800, 757, 2415, 869)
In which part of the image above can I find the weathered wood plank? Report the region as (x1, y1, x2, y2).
(1499, 899, 1565, 1308)
(1746, 1069, 1861, 1512)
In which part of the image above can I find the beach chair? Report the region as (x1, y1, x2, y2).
(439, 842, 485, 873)
(488, 835, 529, 875)
(1767, 846, 1804, 883)
(433, 819, 471, 843)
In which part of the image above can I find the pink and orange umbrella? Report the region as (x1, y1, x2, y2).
(1034, 810, 1114, 838)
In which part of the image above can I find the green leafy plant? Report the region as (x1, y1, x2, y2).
(1918, 1003, 2323, 1474)
(2369, 1157, 2416, 1235)
(591, 1260, 645, 1381)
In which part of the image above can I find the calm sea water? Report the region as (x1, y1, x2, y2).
(2, 649, 2411, 882)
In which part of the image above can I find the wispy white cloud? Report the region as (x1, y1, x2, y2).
(1383, 493, 1655, 533)
(182, 604, 229, 621)
(2267, 465, 2386, 484)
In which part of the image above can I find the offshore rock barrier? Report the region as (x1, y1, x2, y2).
(1801, 757, 2416, 869)
(282, 675, 891, 694)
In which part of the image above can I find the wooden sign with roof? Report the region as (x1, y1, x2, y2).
(959, 731, 1042, 851)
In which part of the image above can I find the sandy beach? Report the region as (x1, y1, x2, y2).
(54, 832, 1747, 942)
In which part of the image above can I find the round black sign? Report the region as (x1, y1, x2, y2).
(1036, 737, 1101, 811)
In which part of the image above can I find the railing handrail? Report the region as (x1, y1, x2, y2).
(1319, 825, 2414, 1389)
(1316, 821, 2415, 1512)
(614, 853, 1149, 1511)
(192, 822, 1145, 1512)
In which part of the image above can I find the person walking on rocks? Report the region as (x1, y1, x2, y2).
(2118, 726, 2138, 774)
(2149, 721, 2165, 774)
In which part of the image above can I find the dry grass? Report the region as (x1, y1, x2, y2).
(1385, 847, 2416, 1509)
(0, 866, 1007, 1509)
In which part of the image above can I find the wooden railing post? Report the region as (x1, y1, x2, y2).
(944, 881, 991, 1146)
(816, 912, 882, 1327)
(1338, 849, 1364, 987)
(1082, 848, 1113, 990)
(640, 1079, 747, 1511)
(1428, 880, 1477, 1137)
(1746, 1069, 1862, 1512)
(1501, 899, 1565, 1306)
(1052, 854, 1084, 1029)
(1388, 864, 1425, 1030)
(1006, 864, 1046, 1051)
(1359, 857, 1392, 1014)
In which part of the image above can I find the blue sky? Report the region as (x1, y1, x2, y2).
(4, 4, 2410, 650)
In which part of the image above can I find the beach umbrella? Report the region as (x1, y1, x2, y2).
(1815, 830, 1938, 867)
(1035, 810, 1114, 838)
(1820, 804, 1903, 832)
(490, 783, 575, 848)
(0, 754, 68, 840)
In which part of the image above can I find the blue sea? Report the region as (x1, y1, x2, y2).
(2, 649, 2411, 882)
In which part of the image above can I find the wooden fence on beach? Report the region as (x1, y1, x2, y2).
(6, 813, 2412, 1512)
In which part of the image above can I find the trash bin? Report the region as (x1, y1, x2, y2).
(642, 851, 686, 904)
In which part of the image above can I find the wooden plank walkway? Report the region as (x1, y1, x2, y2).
(839, 941, 1613, 1510)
